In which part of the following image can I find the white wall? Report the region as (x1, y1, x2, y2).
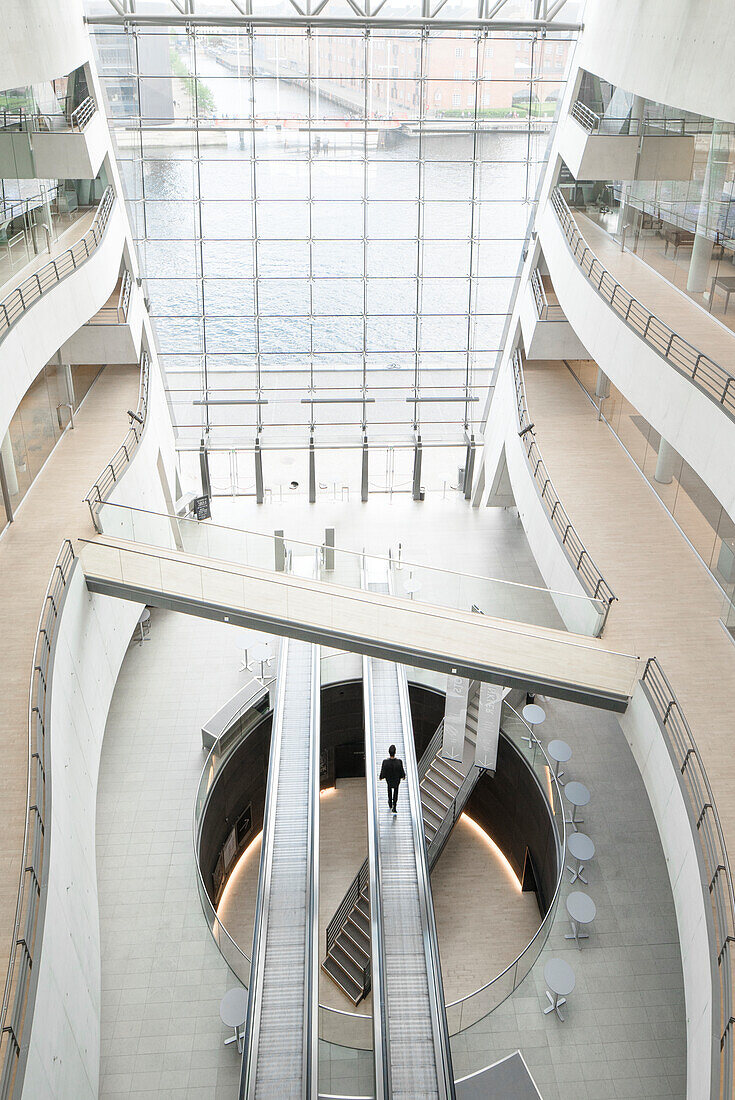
(61, 281, 145, 367)
(519, 279, 590, 361)
(579, 0, 735, 124)
(0, 0, 87, 91)
(0, 201, 127, 444)
(20, 344, 178, 1099)
(0, 112, 107, 181)
(480, 353, 604, 638)
(619, 683, 716, 1100)
(539, 202, 735, 523)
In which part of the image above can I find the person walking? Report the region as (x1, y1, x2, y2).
(379, 744, 406, 814)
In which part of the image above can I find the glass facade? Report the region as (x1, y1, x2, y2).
(92, 23, 572, 485)
(0, 362, 102, 525)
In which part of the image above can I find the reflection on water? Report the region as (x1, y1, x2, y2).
(110, 52, 553, 449)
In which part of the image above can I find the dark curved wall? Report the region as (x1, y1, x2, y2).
(199, 681, 445, 905)
(466, 734, 558, 913)
(199, 681, 558, 915)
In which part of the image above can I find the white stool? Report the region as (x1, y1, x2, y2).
(220, 987, 248, 1053)
(565, 890, 596, 949)
(543, 958, 575, 1021)
(567, 832, 595, 885)
(547, 739, 572, 786)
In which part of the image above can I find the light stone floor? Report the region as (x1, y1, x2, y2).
(97, 501, 555, 1099)
(217, 779, 540, 1015)
(453, 694, 686, 1100)
(96, 561, 686, 1097)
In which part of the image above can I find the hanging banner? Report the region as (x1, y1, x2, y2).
(442, 674, 470, 761)
(474, 683, 504, 772)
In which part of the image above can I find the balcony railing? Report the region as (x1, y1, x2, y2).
(0, 540, 76, 1099)
(0, 186, 115, 343)
(550, 187, 735, 420)
(640, 657, 735, 1100)
(530, 268, 565, 321)
(88, 269, 133, 324)
(84, 347, 150, 522)
(0, 96, 96, 134)
(570, 101, 710, 137)
(511, 347, 615, 613)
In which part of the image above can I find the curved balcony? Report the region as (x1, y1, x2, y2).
(0, 97, 105, 180)
(0, 187, 126, 444)
(540, 187, 735, 520)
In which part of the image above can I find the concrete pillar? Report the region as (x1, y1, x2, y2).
(688, 122, 728, 294)
(1, 431, 19, 497)
(617, 95, 646, 240)
(654, 437, 678, 485)
(62, 361, 75, 407)
(594, 368, 610, 399)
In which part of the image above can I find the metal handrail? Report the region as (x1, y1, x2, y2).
(511, 347, 616, 614)
(70, 97, 96, 131)
(0, 97, 96, 133)
(84, 348, 150, 523)
(444, 702, 566, 1014)
(325, 717, 444, 964)
(640, 657, 735, 1100)
(551, 187, 735, 420)
(530, 268, 565, 321)
(0, 186, 115, 342)
(88, 269, 133, 324)
(570, 102, 709, 137)
(0, 540, 76, 1098)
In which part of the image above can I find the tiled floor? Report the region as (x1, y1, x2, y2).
(453, 695, 686, 1100)
(95, 494, 687, 1097)
(95, 503, 561, 1099)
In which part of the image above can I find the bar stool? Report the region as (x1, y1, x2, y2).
(521, 702, 546, 747)
(564, 781, 590, 831)
(220, 987, 248, 1053)
(543, 958, 575, 1021)
(565, 891, 596, 949)
(547, 739, 572, 786)
(567, 832, 595, 885)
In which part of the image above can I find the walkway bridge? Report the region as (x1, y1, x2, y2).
(76, 528, 639, 712)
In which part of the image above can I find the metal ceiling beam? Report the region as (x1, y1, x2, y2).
(87, 11, 582, 29)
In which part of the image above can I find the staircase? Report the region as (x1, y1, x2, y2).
(323, 685, 484, 1006)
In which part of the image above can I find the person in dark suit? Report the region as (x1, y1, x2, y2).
(379, 744, 406, 814)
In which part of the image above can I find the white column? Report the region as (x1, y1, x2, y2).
(617, 95, 646, 238)
(654, 437, 678, 485)
(688, 123, 728, 294)
(594, 368, 610, 399)
(1, 431, 19, 496)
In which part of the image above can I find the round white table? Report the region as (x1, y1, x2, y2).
(249, 641, 273, 680)
(547, 739, 572, 786)
(565, 890, 596, 949)
(543, 958, 575, 1020)
(220, 986, 248, 1052)
(564, 780, 590, 831)
(521, 703, 546, 747)
(567, 832, 595, 885)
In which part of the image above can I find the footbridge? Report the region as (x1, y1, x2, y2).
(77, 530, 639, 712)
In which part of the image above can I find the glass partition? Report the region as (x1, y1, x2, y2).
(91, 501, 609, 635)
